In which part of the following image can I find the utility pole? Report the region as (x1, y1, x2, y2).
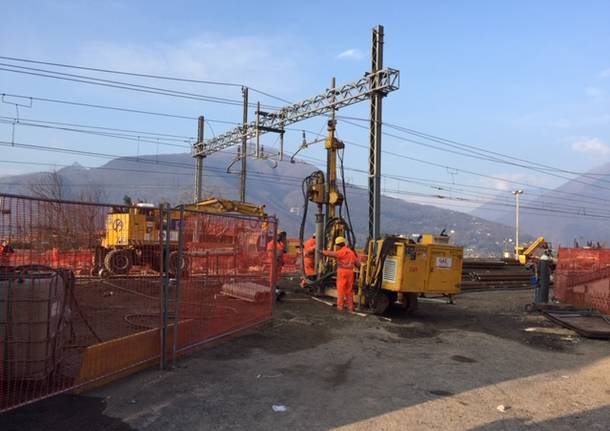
(279, 110, 285, 161)
(240, 87, 249, 202)
(194, 116, 205, 202)
(369, 25, 384, 241)
(255, 101, 261, 158)
(512, 189, 524, 260)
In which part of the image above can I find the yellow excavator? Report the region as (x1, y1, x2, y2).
(516, 236, 550, 265)
(94, 198, 267, 276)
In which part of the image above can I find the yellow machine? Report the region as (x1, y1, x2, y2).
(95, 199, 267, 276)
(188, 198, 267, 219)
(516, 236, 548, 265)
(298, 118, 464, 314)
(94, 203, 181, 276)
(358, 235, 463, 314)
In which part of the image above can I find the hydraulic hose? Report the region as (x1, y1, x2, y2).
(338, 149, 356, 248)
(299, 171, 324, 282)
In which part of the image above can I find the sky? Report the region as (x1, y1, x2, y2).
(1, 0, 609, 215)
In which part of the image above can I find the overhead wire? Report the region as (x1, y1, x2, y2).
(0, 64, 249, 106)
(339, 118, 610, 193)
(4, 57, 610, 221)
(0, 55, 292, 105)
(332, 125, 610, 208)
(0, 115, 195, 140)
(3, 107, 610, 219)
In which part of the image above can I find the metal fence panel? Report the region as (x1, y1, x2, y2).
(554, 247, 610, 314)
(169, 208, 275, 358)
(0, 194, 275, 412)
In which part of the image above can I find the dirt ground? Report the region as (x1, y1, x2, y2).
(1, 280, 609, 431)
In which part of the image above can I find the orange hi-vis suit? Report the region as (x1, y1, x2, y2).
(303, 237, 317, 278)
(266, 239, 284, 287)
(323, 246, 360, 311)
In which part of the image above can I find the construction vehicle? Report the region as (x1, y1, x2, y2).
(357, 234, 463, 314)
(298, 118, 464, 314)
(516, 236, 551, 265)
(94, 199, 267, 276)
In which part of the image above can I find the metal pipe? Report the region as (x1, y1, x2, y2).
(512, 190, 523, 260)
(315, 205, 324, 275)
(536, 257, 551, 304)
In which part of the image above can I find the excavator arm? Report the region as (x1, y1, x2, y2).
(186, 198, 267, 218)
(518, 236, 546, 264)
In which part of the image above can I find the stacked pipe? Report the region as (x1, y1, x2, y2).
(461, 259, 534, 291)
(220, 282, 271, 302)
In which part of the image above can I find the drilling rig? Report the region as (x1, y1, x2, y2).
(298, 120, 464, 314)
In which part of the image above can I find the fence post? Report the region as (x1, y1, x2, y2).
(158, 203, 165, 370)
(172, 205, 185, 369)
(160, 203, 171, 370)
(271, 217, 278, 310)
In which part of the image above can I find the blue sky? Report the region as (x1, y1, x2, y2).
(1, 1, 609, 213)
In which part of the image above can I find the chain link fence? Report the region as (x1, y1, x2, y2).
(0, 193, 276, 412)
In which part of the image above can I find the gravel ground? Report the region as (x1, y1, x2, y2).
(2, 284, 609, 431)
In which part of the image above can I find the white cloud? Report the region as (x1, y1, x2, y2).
(78, 34, 302, 97)
(585, 86, 606, 98)
(489, 173, 529, 192)
(571, 137, 610, 156)
(600, 68, 610, 79)
(493, 180, 510, 191)
(337, 48, 364, 60)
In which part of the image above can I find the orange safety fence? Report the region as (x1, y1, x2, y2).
(172, 208, 274, 352)
(0, 193, 276, 412)
(554, 247, 610, 314)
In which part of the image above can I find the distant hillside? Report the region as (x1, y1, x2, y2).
(472, 162, 610, 247)
(0, 152, 529, 256)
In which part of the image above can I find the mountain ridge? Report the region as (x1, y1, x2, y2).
(0, 152, 531, 256)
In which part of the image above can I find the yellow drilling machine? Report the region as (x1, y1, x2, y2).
(94, 198, 266, 276)
(299, 119, 463, 314)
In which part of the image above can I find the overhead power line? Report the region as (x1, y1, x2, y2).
(333, 123, 610, 206)
(0, 116, 195, 140)
(0, 55, 292, 104)
(5, 136, 610, 222)
(0, 92, 244, 125)
(0, 63, 253, 106)
(338, 118, 610, 193)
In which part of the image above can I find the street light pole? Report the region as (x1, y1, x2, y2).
(512, 190, 524, 260)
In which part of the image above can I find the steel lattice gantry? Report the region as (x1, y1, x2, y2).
(191, 68, 399, 157)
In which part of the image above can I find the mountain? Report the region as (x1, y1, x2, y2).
(472, 162, 610, 247)
(0, 152, 529, 256)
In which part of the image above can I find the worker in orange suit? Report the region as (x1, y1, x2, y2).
(301, 234, 317, 286)
(322, 236, 360, 311)
(266, 231, 286, 300)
